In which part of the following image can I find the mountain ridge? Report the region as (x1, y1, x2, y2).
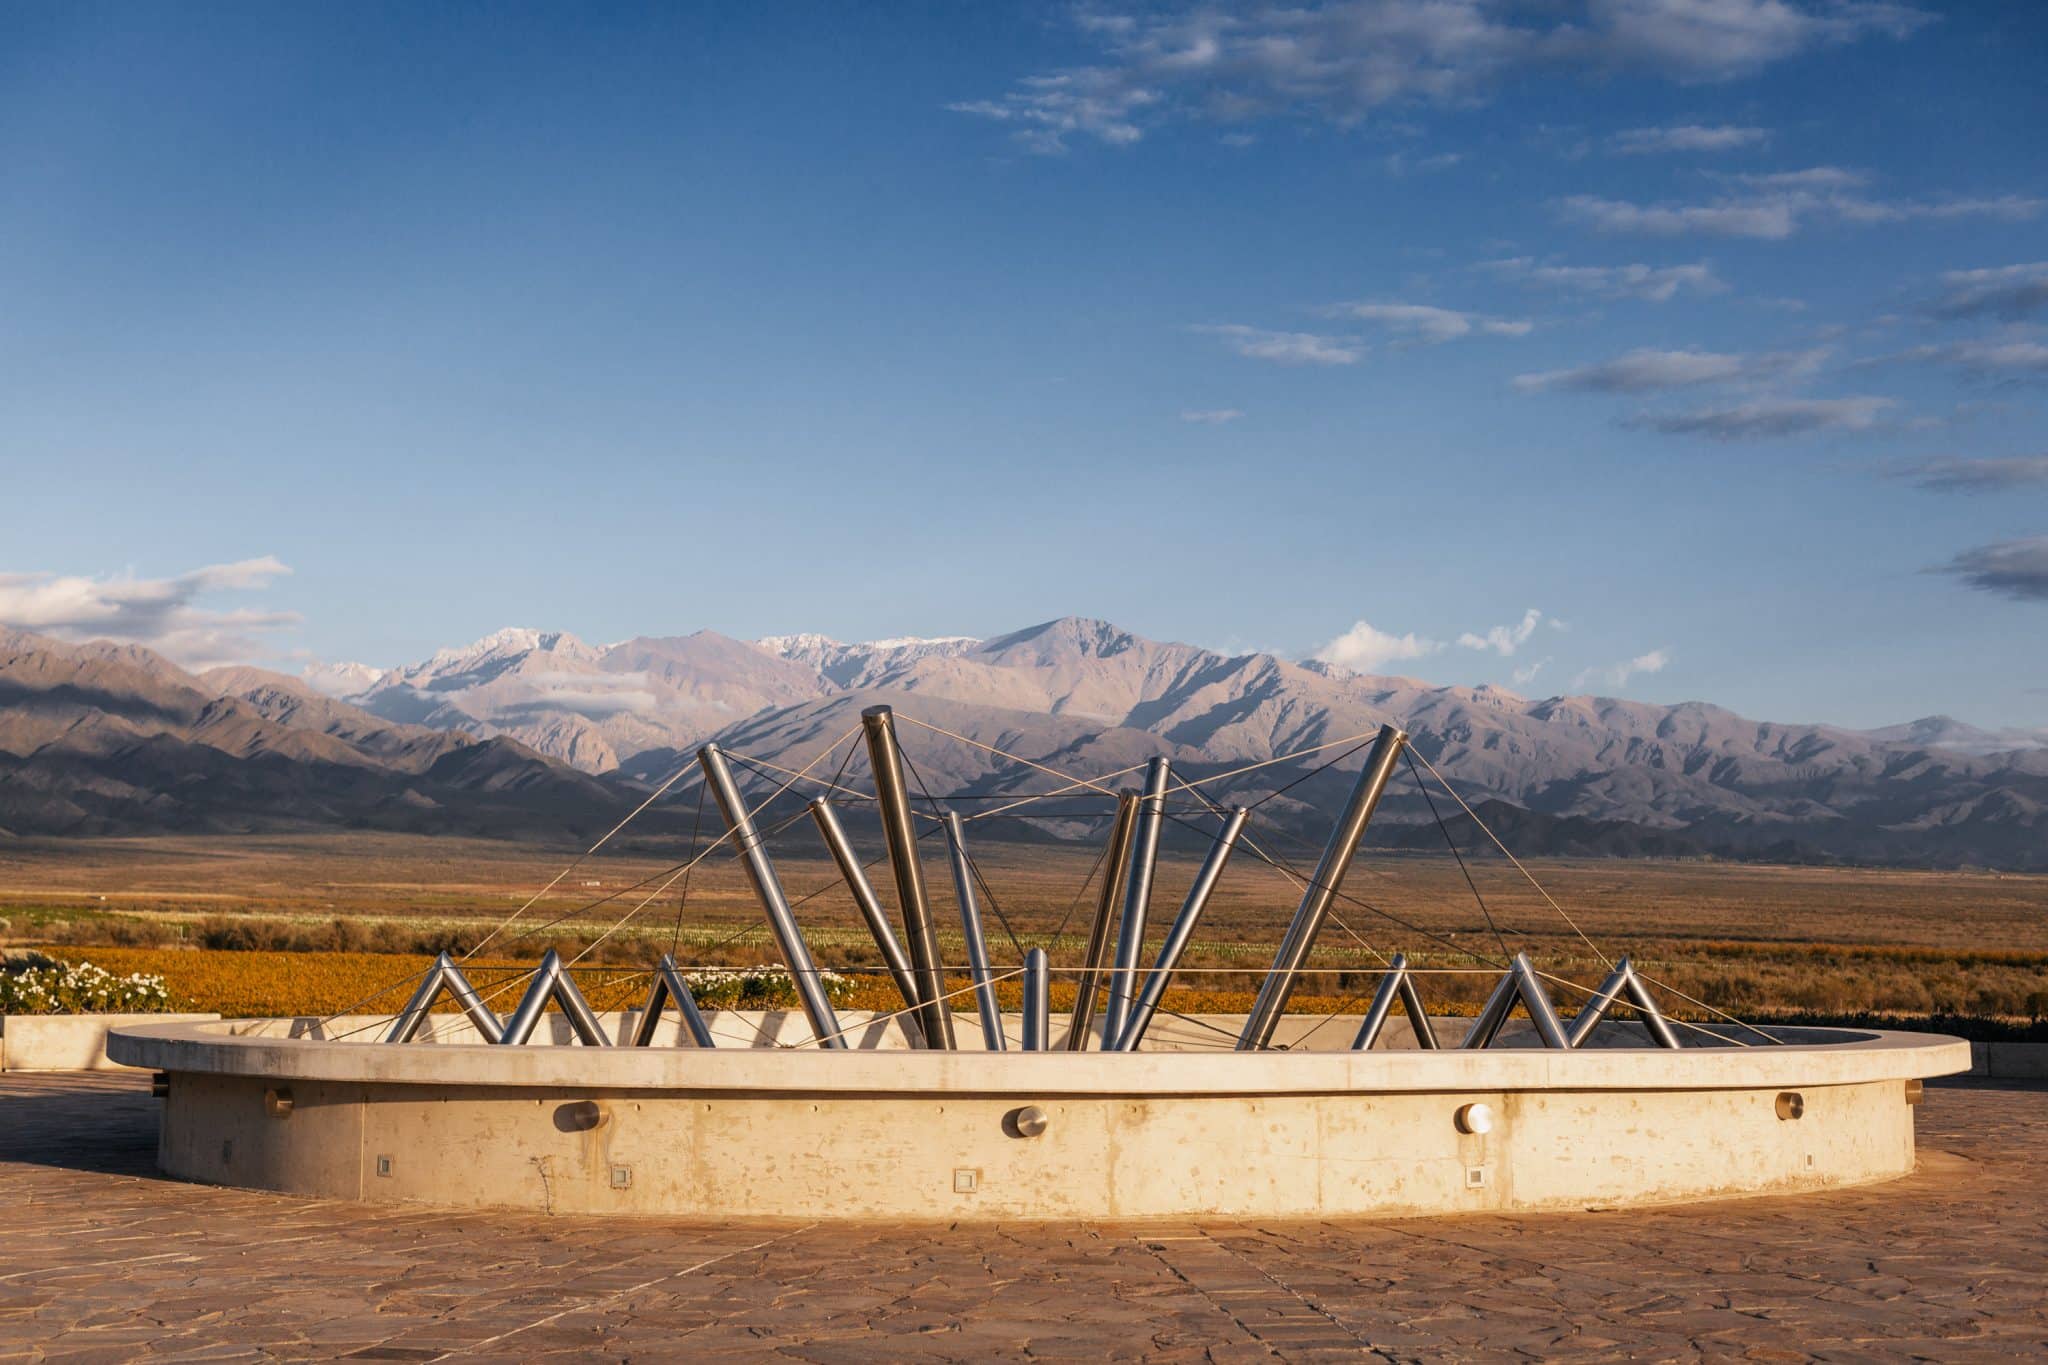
(4, 619, 2044, 866)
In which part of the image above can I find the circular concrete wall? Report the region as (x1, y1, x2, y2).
(109, 1019, 1968, 1220)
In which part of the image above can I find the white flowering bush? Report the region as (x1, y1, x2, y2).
(682, 965, 854, 1010)
(0, 957, 176, 1015)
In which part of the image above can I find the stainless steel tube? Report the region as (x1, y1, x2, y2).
(551, 960, 610, 1046)
(1460, 953, 1568, 1050)
(944, 811, 1006, 1051)
(1237, 725, 1410, 1051)
(500, 949, 564, 1046)
(859, 706, 954, 1049)
(1623, 965, 1684, 1049)
(1115, 805, 1247, 1051)
(1103, 757, 1171, 1048)
(1566, 961, 1631, 1047)
(1067, 790, 1138, 1051)
(1399, 969, 1440, 1049)
(1349, 952, 1411, 1051)
(1022, 947, 1050, 1051)
(1461, 963, 1520, 1050)
(1515, 953, 1571, 1049)
(631, 953, 715, 1048)
(810, 797, 925, 1029)
(697, 743, 847, 1049)
(385, 952, 504, 1044)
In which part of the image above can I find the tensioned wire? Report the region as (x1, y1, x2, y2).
(315, 724, 866, 1039)
(351, 712, 1767, 1050)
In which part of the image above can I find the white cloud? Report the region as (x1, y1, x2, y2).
(1884, 337, 2048, 380)
(953, 3, 1927, 152)
(1557, 169, 2041, 240)
(1313, 619, 1443, 674)
(1897, 454, 2048, 493)
(1572, 648, 1671, 691)
(1180, 408, 1246, 424)
(1514, 346, 1827, 393)
(1630, 395, 1895, 438)
(1512, 657, 1551, 687)
(1610, 123, 1770, 155)
(1192, 324, 1362, 365)
(1332, 302, 1531, 343)
(1927, 263, 2048, 321)
(0, 557, 297, 670)
(1458, 608, 1544, 656)
(1479, 257, 1725, 302)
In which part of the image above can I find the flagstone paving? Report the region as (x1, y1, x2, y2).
(1, 1071, 2043, 1361)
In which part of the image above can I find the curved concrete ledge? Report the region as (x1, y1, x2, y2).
(110, 1018, 1969, 1221)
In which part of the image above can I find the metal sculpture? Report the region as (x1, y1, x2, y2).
(369, 711, 1725, 1060)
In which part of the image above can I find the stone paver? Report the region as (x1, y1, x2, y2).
(1, 1073, 2044, 1361)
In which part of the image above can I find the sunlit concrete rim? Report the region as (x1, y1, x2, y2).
(108, 1019, 1971, 1095)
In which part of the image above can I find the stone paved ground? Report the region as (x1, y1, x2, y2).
(1, 1074, 2044, 1362)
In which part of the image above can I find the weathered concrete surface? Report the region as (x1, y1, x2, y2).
(0, 1013, 219, 1072)
(109, 1018, 1967, 1219)
(2, 1071, 2044, 1360)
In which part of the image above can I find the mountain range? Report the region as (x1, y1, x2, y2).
(2, 618, 2044, 868)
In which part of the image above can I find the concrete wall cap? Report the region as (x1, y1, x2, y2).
(109, 1019, 1971, 1096)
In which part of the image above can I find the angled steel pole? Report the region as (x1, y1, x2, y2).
(1237, 724, 1410, 1051)
(386, 952, 504, 1044)
(1566, 960, 1632, 1047)
(810, 797, 924, 1031)
(1022, 947, 1050, 1050)
(697, 743, 847, 1049)
(1461, 953, 1569, 1050)
(1623, 968, 1683, 1049)
(944, 811, 1006, 1051)
(631, 953, 715, 1048)
(500, 949, 609, 1047)
(1349, 951, 1437, 1051)
(1116, 805, 1247, 1051)
(860, 706, 954, 1049)
(1103, 757, 1171, 1048)
(1568, 958, 1682, 1050)
(1067, 790, 1139, 1050)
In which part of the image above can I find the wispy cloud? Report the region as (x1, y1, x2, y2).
(1383, 149, 1463, 176)
(1879, 337, 2048, 380)
(1557, 167, 2040, 240)
(1511, 657, 1551, 687)
(1931, 537, 2048, 602)
(1313, 618, 1442, 674)
(1896, 454, 2048, 493)
(1630, 395, 1895, 438)
(1192, 324, 1362, 365)
(1515, 347, 1826, 393)
(1330, 302, 1531, 343)
(1180, 408, 1246, 424)
(954, 3, 1927, 153)
(0, 557, 297, 670)
(1458, 608, 1544, 656)
(1610, 123, 1769, 155)
(1926, 263, 2048, 321)
(1478, 257, 1725, 303)
(1573, 648, 1671, 691)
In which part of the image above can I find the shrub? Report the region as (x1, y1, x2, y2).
(0, 957, 176, 1015)
(682, 965, 856, 1010)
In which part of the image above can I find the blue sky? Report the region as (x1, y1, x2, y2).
(2, 2, 2044, 729)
